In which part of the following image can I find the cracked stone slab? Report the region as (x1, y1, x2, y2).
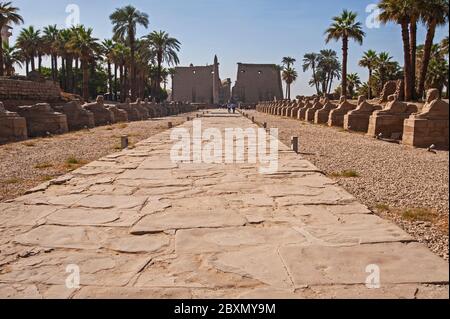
(0, 250, 150, 287)
(176, 225, 307, 254)
(14, 225, 108, 250)
(73, 286, 192, 299)
(73, 195, 148, 210)
(130, 210, 247, 234)
(45, 208, 121, 226)
(279, 242, 449, 287)
(105, 233, 171, 253)
(0, 204, 59, 227)
(210, 246, 293, 289)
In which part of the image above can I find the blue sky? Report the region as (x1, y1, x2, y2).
(10, 0, 449, 95)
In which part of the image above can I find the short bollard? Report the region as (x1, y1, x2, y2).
(121, 135, 129, 149)
(251, 116, 255, 123)
(196, 114, 200, 118)
(168, 122, 173, 129)
(187, 116, 191, 121)
(263, 122, 267, 129)
(291, 136, 299, 154)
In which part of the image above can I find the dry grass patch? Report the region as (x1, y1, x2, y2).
(34, 163, 53, 169)
(2, 178, 23, 185)
(401, 208, 439, 223)
(330, 170, 360, 178)
(23, 141, 36, 147)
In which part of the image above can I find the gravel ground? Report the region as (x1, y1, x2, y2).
(247, 110, 449, 261)
(0, 112, 197, 202)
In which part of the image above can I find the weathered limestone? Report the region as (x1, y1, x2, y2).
(83, 96, 115, 126)
(367, 94, 418, 139)
(403, 89, 449, 149)
(131, 99, 150, 120)
(344, 96, 383, 132)
(379, 80, 404, 103)
(52, 100, 95, 131)
(328, 97, 357, 127)
(0, 102, 28, 143)
(314, 98, 337, 124)
(117, 98, 142, 122)
(14, 103, 68, 137)
(107, 105, 128, 123)
(298, 98, 315, 120)
(305, 99, 324, 122)
(289, 102, 301, 118)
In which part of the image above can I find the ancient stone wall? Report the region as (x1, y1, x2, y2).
(232, 63, 283, 104)
(0, 77, 62, 108)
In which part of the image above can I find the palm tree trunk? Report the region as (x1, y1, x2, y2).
(53, 55, 58, 81)
(401, 20, 412, 101)
(108, 62, 113, 100)
(31, 56, 36, 71)
(0, 43, 4, 76)
(368, 68, 372, 99)
(25, 59, 29, 76)
(38, 55, 42, 73)
(82, 61, 89, 102)
(156, 55, 162, 102)
(130, 30, 137, 101)
(66, 57, 73, 93)
(312, 64, 320, 95)
(410, 18, 417, 100)
(114, 64, 118, 101)
(418, 20, 437, 99)
(341, 37, 348, 98)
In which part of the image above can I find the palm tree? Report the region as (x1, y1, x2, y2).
(67, 26, 100, 101)
(144, 30, 181, 101)
(441, 36, 449, 56)
(417, 0, 449, 99)
(378, 0, 415, 101)
(16, 26, 40, 74)
(43, 25, 59, 81)
(325, 10, 365, 98)
(318, 49, 341, 95)
(1, 42, 20, 75)
(112, 42, 130, 101)
(426, 58, 449, 97)
(102, 39, 115, 100)
(282, 67, 298, 100)
(303, 53, 320, 95)
(375, 51, 397, 90)
(358, 50, 378, 99)
(110, 5, 149, 100)
(282, 56, 296, 69)
(0, 1, 23, 76)
(346, 73, 361, 98)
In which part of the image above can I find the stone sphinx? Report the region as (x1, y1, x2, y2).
(344, 96, 382, 132)
(305, 98, 324, 122)
(107, 105, 129, 123)
(328, 96, 357, 127)
(15, 103, 68, 137)
(117, 98, 142, 121)
(367, 94, 417, 139)
(52, 100, 95, 131)
(281, 101, 294, 117)
(314, 98, 337, 124)
(298, 98, 316, 121)
(131, 98, 150, 119)
(288, 101, 301, 118)
(0, 102, 28, 143)
(83, 96, 115, 126)
(402, 89, 449, 149)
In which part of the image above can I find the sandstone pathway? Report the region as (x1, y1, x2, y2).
(0, 110, 448, 299)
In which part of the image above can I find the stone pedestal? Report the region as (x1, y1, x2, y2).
(315, 99, 337, 124)
(402, 89, 449, 149)
(367, 95, 417, 139)
(0, 102, 28, 143)
(289, 102, 301, 118)
(328, 98, 357, 127)
(344, 96, 382, 132)
(15, 103, 68, 137)
(305, 100, 323, 122)
(132, 99, 150, 119)
(83, 96, 115, 126)
(298, 99, 315, 120)
(53, 101, 95, 131)
(118, 99, 142, 121)
(108, 106, 128, 123)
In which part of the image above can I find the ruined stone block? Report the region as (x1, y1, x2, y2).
(83, 96, 115, 126)
(328, 97, 357, 127)
(131, 99, 150, 120)
(118, 98, 142, 121)
(107, 106, 128, 123)
(52, 100, 95, 131)
(0, 102, 28, 143)
(344, 96, 382, 132)
(15, 103, 68, 137)
(402, 89, 449, 149)
(305, 99, 324, 122)
(367, 94, 417, 139)
(314, 99, 337, 124)
(298, 99, 315, 120)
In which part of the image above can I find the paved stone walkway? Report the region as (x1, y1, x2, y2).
(0, 110, 448, 299)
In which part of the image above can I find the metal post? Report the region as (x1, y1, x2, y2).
(168, 122, 173, 129)
(121, 135, 129, 149)
(291, 136, 299, 154)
